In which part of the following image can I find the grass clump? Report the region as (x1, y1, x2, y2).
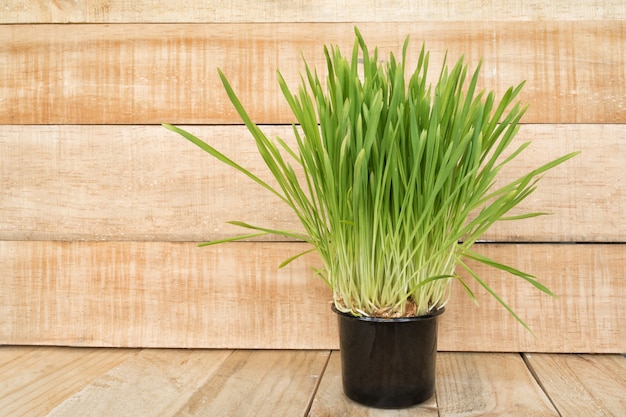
(164, 28, 578, 326)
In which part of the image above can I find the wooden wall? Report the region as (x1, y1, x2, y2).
(1, 1, 624, 353)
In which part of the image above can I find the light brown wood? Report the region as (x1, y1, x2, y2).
(0, 124, 619, 242)
(2, 22, 625, 124)
(50, 349, 325, 417)
(0, 241, 337, 349)
(44, 349, 232, 416)
(1, 241, 623, 352)
(523, 354, 626, 416)
(2, 1, 623, 361)
(308, 351, 438, 416)
(0, 346, 134, 416)
(443, 243, 626, 353)
(4, 1, 626, 23)
(0, 124, 301, 242)
(176, 350, 329, 416)
(0, 348, 620, 417)
(436, 353, 558, 416)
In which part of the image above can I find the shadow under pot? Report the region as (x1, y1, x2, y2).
(333, 305, 445, 409)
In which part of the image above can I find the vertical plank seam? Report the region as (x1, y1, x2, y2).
(434, 381, 442, 417)
(521, 353, 563, 417)
(304, 350, 332, 417)
(169, 349, 238, 417)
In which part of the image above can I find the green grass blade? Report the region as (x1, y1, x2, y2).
(162, 123, 287, 204)
(166, 28, 578, 324)
(458, 258, 535, 335)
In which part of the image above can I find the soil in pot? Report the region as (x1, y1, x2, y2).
(333, 305, 444, 409)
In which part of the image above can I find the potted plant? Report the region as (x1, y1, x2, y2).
(164, 27, 578, 409)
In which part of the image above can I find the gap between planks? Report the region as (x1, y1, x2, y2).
(5, 1, 626, 23)
(1, 347, 624, 416)
(522, 353, 626, 416)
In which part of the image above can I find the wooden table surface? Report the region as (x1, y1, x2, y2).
(0, 347, 624, 416)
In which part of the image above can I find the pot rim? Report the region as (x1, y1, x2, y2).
(331, 304, 445, 323)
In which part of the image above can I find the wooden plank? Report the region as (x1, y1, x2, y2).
(308, 351, 438, 416)
(523, 354, 626, 416)
(4, 1, 626, 23)
(0, 124, 301, 242)
(442, 243, 626, 353)
(0, 346, 134, 416)
(436, 353, 558, 416)
(175, 350, 329, 416)
(1, 348, 621, 417)
(45, 349, 233, 416)
(1, 124, 620, 243)
(0, 241, 337, 349)
(0, 241, 623, 352)
(2, 22, 625, 124)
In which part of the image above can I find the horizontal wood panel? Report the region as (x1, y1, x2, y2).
(2, 22, 625, 124)
(1, 241, 623, 352)
(4, 1, 626, 23)
(1, 124, 620, 243)
(0, 241, 338, 349)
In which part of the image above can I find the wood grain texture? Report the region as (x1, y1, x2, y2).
(1, 241, 623, 352)
(523, 354, 626, 416)
(0, 241, 337, 349)
(46, 349, 326, 417)
(4, 1, 626, 23)
(45, 349, 232, 417)
(443, 243, 626, 353)
(436, 353, 558, 416)
(2, 22, 625, 124)
(308, 351, 438, 416)
(0, 124, 618, 242)
(0, 348, 620, 417)
(175, 350, 329, 416)
(0, 346, 134, 416)
(1, 1, 624, 359)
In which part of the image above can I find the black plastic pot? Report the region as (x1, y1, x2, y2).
(333, 305, 444, 409)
